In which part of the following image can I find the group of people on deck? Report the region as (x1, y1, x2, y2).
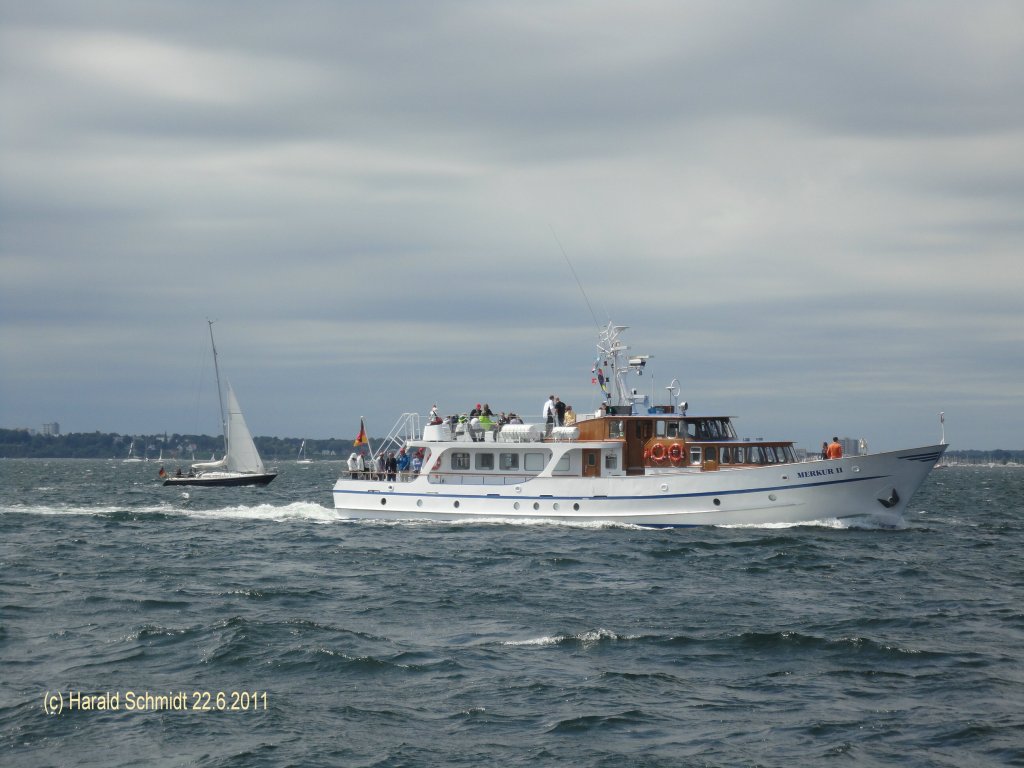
(346, 447, 423, 480)
(429, 403, 531, 442)
(542, 395, 576, 434)
(822, 437, 844, 460)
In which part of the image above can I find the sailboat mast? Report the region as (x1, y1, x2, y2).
(207, 320, 229, 457)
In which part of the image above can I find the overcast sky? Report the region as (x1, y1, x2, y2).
(2, 1, 1022, 452)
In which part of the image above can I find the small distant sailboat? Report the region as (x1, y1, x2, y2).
(161, 321, 276, 487)
(296, 440, 313, 464)
(122, 439, 144, 463)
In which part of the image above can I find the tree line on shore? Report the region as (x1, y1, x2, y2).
(0, 429, 362, 460)
(1, 428, 1021, 464)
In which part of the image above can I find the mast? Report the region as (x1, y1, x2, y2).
(595, 321, 655, 412)
(207, 319, 229, 458)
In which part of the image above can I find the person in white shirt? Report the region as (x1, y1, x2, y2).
(543, 395, 556, 434)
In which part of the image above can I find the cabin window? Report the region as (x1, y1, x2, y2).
(607, 420, 624, 438)
(499, 453, 519, 470)
(587, 453, 596, 467)
(475, 453, 494, 470)
(555, 455, 570, 472)
(683, 421, 697, 438)
(451, 452, 470, 470)
(690, 446, 702, 465)
(655, 420, 666, 437)
(719, 447, 732, 464)
(605, 453, 618, 470)
(524, 453, 546, 472)
(666, 421, 681, 438)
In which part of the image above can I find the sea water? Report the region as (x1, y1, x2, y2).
(1, 459, 1022, 767)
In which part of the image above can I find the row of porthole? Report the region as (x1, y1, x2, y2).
(373, 496, 801, 509)
(378, 497, 583, 511)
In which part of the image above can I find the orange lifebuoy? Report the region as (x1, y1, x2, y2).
(649, 443, 667, 462)
(668, 443, 683, 463)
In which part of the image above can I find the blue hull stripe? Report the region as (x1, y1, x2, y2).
(899, 451, 943, 463)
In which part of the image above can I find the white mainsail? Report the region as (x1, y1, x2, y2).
(223, 381, 265, 474)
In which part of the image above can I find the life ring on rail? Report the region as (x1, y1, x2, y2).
(649, 443, 667, 463)
(668, 443, 683, 463)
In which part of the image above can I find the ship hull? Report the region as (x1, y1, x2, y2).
(163, 472, 277, 487)
(332, 444, 946, 527)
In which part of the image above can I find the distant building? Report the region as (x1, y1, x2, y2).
(41, 422, 60, 436)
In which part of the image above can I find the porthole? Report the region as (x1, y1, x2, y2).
(573, 503, 580, 511)
(660, 483, 669, 492)
(533, 502, 540, 510)
(768, 494, 777, 502)
(381, 498, 387, 505)
(713, 498, 721, 506)
(852, 466, 860, 473)
(553, 503, 560, 511)
(416, 499, 423, 507)
(454, 500, 460, 509)
(513, 502, 520, 510)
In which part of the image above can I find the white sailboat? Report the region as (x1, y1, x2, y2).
(296, 440, 313, 464)
(162, 322, 276, 487)
(122, 439, 143, 463)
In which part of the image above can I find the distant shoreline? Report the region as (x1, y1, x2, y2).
(1, 428, 1020, 463)
(0, 428, 365, 461)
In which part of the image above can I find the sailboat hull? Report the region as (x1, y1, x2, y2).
(163, 472, 277, 487)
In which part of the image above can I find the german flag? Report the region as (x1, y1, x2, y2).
(353, 418, 367, 447)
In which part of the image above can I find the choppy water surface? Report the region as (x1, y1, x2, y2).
(1, 459, 1022, 766)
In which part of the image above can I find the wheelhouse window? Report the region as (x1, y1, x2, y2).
(451, 452, 470, 470)
(607, 420, 624, 438)
(687, 418, 738, 440)
(499, 453, 519, 471)
(654, 420, 682, 438)
(475, 453, 494, 470)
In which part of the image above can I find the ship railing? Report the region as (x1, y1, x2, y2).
(370, 412, 421, 462)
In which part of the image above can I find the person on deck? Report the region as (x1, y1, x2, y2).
(826, 437, 844, 459)
(543, 395, 556, 434)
